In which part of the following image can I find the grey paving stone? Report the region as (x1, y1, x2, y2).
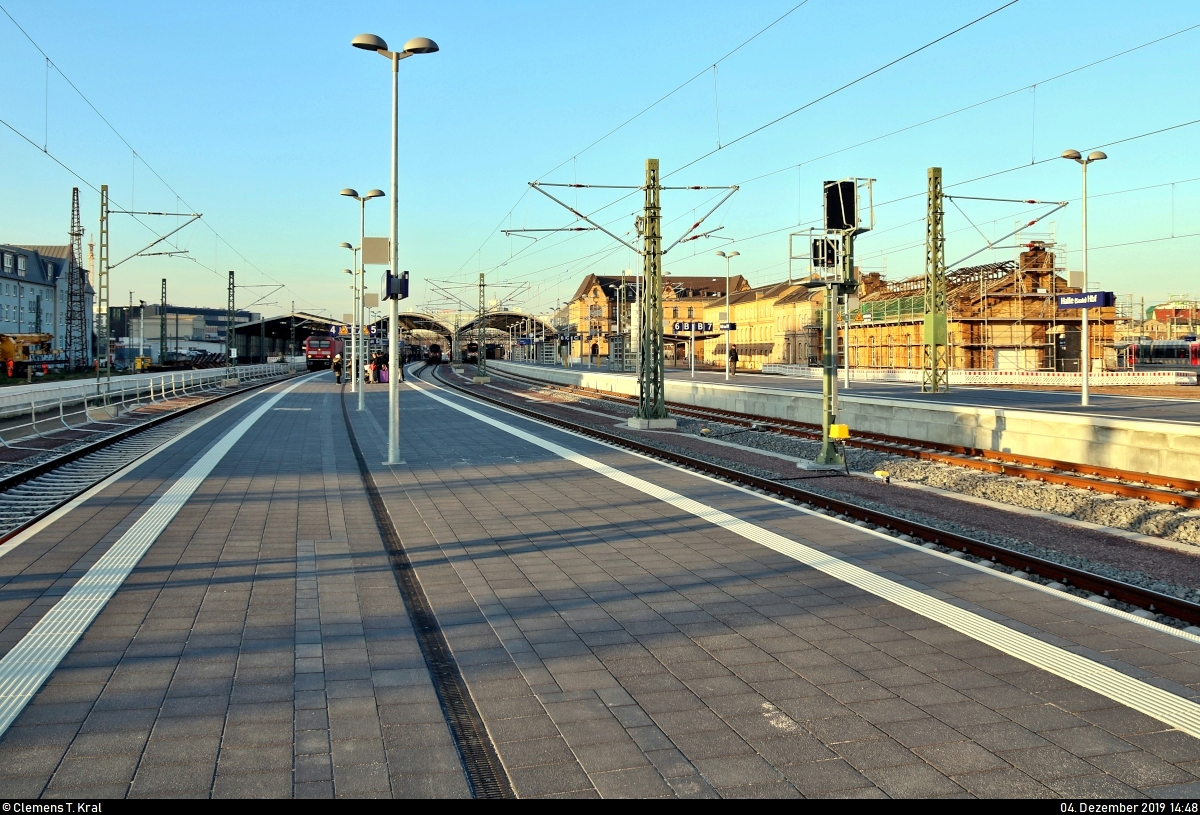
(508, 761, 594, 797)
(333, 761, 392, 795)
(693, 754, 784, 787)
(1087, 750, 1198, 788)
(212, 770, 292, 798)
(589, 765, 673, 798)
(778, 757, 874, 796)
(1043, 726, 1139, 758)
(863, 762, 964, 798)
(295, 753, 333, 783)
(389, 770, 472, 799)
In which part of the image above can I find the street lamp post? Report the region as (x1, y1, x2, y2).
(341, 188, 384, 412)
(338, 242, 359, 391)
(716, 250, 739, 380)
(1061, 149, 1107, 406)
(352, 32, 438, 465)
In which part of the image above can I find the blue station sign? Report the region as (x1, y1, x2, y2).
(1056, 291, 1115, 309)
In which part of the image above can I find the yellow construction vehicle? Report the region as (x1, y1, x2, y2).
(0, 334, 60, 377)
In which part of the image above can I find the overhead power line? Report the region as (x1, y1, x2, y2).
(666, 0, 1020, 178)
(0, 3, 320, 311)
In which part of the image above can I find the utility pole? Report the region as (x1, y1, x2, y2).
(523, 158, 736, 428)
(635, 158, 668, 426)
(474, 272, 489, 383)
(290, 299, 296, 359)
(97, 185, 110, 385)
(226, 270, 235, 368)
(922, 167, 949, 392)
(160, 279, 167, 364)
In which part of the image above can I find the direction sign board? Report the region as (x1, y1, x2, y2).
(671, 321, 714, 332)
(719, 322, 736, 331)
(1056, 291, 1115, 309)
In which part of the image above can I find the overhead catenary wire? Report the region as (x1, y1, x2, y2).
(0, 4, 321, 311)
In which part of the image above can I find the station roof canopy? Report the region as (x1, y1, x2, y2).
(231, 311, 345, 343)
(458, 310, 557, 336)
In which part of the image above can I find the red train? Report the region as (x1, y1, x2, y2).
(304, 336, 345, 371)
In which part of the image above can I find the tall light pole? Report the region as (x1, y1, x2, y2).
(339, 242, 359, 390)
(716, 250, 739, 380)
(1061, 149, 1106, 406)
(341, 188, 385, 412)
(352, 32, 438, 465)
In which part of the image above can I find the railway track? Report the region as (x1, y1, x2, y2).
(0, 370, 300, 546)
(427, 363, 1200, 629)
(489, 368, 1200, 510)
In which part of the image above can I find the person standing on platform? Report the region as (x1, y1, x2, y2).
(728, 345, 739, 378)
(332, 354, 343, 385)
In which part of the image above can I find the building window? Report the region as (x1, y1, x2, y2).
(687, 307, 693, 319)
(2, 254, 10, 272)
(16, 256, 25, 276)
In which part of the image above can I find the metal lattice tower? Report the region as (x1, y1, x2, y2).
(97, 185, 110, 383)
(922, 167, 949, 393)
(160, 279, 168, 364)
(66, 188, 87, 369)
(476, 272, 487, 378)
(636, 159, 667, 421)
(226, 270, 235, 367)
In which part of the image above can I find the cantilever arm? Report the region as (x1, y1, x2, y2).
(528, 183, 639, 253)
(662, 186, 738, 255)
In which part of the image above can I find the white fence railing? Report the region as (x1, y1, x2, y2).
(0, 363, 297, 447)
(760, 364, 1197, 387)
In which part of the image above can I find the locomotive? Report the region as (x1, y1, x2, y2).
(304, 336, 344, 371)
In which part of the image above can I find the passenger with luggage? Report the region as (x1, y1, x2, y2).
(728, 345, 739, 377)
(332, 354, 343, 384)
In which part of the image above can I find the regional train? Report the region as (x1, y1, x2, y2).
(1105, 337, 1200, 372)
(427, 343, 443, 364)
(304, 336, 344, 371)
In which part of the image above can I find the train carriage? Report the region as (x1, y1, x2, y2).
(1106, 337, 1200, 372)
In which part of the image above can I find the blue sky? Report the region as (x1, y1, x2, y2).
(1, 0, 1197, 318)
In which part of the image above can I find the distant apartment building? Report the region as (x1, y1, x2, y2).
(0, 244, 95, 361)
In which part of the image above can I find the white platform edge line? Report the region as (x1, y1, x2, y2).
(0, 375, 315, 562)
(414, 377, 1200, 647)
(408, 379, 1200, 739)
(0, 373, 320, 735)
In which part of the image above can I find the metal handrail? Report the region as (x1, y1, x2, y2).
(0, 363, 295, 447)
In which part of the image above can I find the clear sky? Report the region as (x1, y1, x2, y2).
(1, 0, 1197, 320)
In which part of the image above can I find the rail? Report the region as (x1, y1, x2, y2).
(0, 363, 296, 448)
(429, 364, 1200, 627)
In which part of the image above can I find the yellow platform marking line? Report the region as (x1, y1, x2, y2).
(410, 381, 1200, 740)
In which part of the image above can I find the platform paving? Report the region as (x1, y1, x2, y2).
(2, 372, 1200, 797)
(348, 372, 1200, 797)
(0, 379, 465, 798)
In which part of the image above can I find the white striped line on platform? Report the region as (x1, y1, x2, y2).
(0, 373, 320, 736)
(410, 380, 1200, 740)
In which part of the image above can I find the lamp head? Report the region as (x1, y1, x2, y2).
(715, 251, 726, 258)
(364, 189, 386, 199)
(1061, 149, 1082, 162)
(343, 269, 354, 275)
(728, 251, 740, 258)
(1087, 151, 1107, 162)
(340, 188, 359, 199)
(402, 37, 439, 55)
(339, 242, 353, 250)
(351, 33, 388, 52)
